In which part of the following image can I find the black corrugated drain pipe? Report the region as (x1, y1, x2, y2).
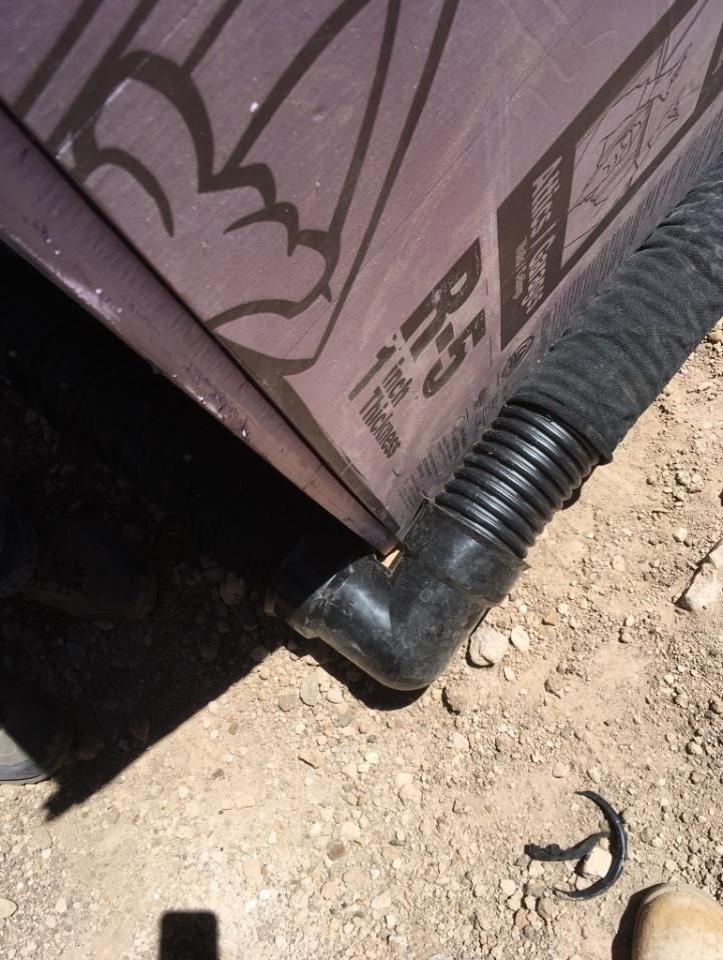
(267, 154, 723, 689)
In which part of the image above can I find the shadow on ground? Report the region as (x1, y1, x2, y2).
(0, 249, 421, 817)
(159, 910, 219, 960)
(611, 886, 653, 959)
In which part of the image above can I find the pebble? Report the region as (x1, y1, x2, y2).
(537, 897, 556, 921)
(398, 783, 422, 805)
(442, 682, 471, 715)
(468, 624, 509, 666)
(679, 562, 721, 613)
(321, 880, 341, 900)
(299, 674, 319, 706)
(709, 696, 723, 715)
(673, 527, 688, 543)
(0, 897, 18, 919)
(340, 821, 361, 842)
(686, 740, 703, 756)
(451, 732, 469, 750)
(388, 934, 408, 952)
(611, 556, 627, 572)
(552, 762, 568, 779)
(510, 626, 531, 653)
(500, 879, 518, 897)
(372, 890, 393, 911)
(219, 574, 246, 605)
(495, 733, 514, 755)
(545, 674, 564, 697)
(503, 666, 516, 682)
(326, 686, 344, 704)
(582, 844, 612, 879)
(327, 841, 346, 861)
(298, 749, 323, 768)
(541, 610, 559, 626)
(277, 694, 297, 713)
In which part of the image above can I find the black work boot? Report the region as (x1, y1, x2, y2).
(0, 687, 72, 784)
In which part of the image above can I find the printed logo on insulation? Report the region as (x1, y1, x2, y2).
(348, 240, 487, 459)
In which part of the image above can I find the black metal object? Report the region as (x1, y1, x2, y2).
(526, 790, 628, 901)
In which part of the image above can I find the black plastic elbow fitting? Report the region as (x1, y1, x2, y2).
(267, 404, 598, 689)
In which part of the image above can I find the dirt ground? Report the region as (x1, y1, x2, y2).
(1, 320, 722, 960)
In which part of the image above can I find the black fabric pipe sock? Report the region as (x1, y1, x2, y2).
(514, 154, 723, 461)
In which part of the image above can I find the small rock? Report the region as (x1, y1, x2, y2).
(673, 527, 688, 543)
(551, 762, 568, 779)
(442, 682, 470, 715)
(54, 898, 68, 914)
(468, 624, 508, 666)
(340, 821, 361, 842)
(219, 574, 246, 605)
(503, 666, 516, 682)
(582, 843, 612, 879)
(299, 674, 319, 706)
(451, 731, 469, 750)
(690, 770, 706, 785)
(541, 610, 559, 626)
(545, 674, 564, 697)
(388, 934, 408, 952)
(500, 879, 518, 897)
(326, 685, 344, 704)
(495, 733, 514, 755)
(277, 694, 296, 713)
(398, 783, 422, 805)
(528, 860, 545, 879)
(236, 791, 257, 809)
(75, 732, 105, 762)
(298, 748, 323, 768)
(611, 556, 627, 572)
(199, 641, 218, 662)
(709, 696, 723, 715)
(510, 626, 531, 653)
(321, 880, 341, 900)
(686, 740, 703, 756)
(249, 645, 267, 663)
(679, 562, 722, 613)
(0, 897, 18, 920)
(28, 827, 53, 852)
(587, 766, 602, 784)
(372, 890, 393, 912)
(523, 925, 542, 943)
(525, 880, 545, 898)
(452, 797, 470, 814)
(507, 892, 523, 912)
(537, 897, 556, 921)
(327, 841, 346, 861)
